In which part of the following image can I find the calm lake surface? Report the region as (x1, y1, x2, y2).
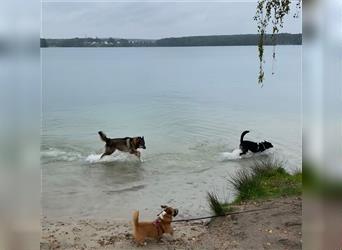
(42, 46, 301, 220)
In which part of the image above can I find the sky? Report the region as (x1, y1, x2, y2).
(42, 1, 302, 39)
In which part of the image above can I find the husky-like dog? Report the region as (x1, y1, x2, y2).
(239, 130, 273, 156)
(98, 131, 146, 159)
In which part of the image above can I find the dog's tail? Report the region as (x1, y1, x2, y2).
(240, 130, 250, 143)
(132, 210, 139, 228)
(98, 131, 109, 143)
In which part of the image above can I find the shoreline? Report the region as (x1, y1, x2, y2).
(41, 196, 301, 250)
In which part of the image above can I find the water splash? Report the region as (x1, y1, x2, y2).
(220, 148, 243, 161)
(85, 152, 139, 163)
(41, 148, 83, 162)
(220, 148, 276, 161)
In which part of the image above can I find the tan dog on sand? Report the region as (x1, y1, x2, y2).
(132, 205, 178, 245)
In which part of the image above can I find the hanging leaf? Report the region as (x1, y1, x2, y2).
(254, 0, 301, 85)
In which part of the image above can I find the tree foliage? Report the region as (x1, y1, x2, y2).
(254, 0, 301, 85)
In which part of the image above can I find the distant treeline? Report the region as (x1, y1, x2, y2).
(41, 33, 302, 48)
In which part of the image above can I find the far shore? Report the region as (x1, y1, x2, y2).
(40, 33, 302, 48)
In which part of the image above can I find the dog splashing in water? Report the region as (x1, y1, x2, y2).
(98, 131, 146, 160)
(239, 130, 273, 156)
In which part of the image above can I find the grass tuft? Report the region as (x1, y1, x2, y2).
(251, 158, 286, 177)
(229, 169, 260, 202)
(207, 191, 232, 216)
(207, 158, 302, 215)
(229, 158, 302, 203)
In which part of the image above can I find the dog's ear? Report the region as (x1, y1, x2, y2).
(161, 205, 167, 209)
(142, 136, 144, 139)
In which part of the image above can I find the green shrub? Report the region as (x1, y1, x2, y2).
(229, 158, 302, 203)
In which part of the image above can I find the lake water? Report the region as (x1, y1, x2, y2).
(42, 46, 301, 220)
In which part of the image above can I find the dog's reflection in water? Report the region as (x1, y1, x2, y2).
(132, 205, 178, 245)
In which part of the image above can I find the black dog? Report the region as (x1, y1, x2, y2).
(239, 130, 273, 156)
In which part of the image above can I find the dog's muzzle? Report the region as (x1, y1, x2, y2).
(173, 209, 178, 217)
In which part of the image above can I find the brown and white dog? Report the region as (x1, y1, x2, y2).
(132, 205, 178, 245)
(98, 131, 146, 159)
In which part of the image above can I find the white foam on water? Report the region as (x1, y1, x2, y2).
(220, 147, 276, 161)
(85, 151, 139, 163)
(41, 148, 83, 162)
(85, 154, 102, 163)
(220, 148, 243, 161)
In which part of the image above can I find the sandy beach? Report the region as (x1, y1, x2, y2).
(41, 196, 301, 250)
